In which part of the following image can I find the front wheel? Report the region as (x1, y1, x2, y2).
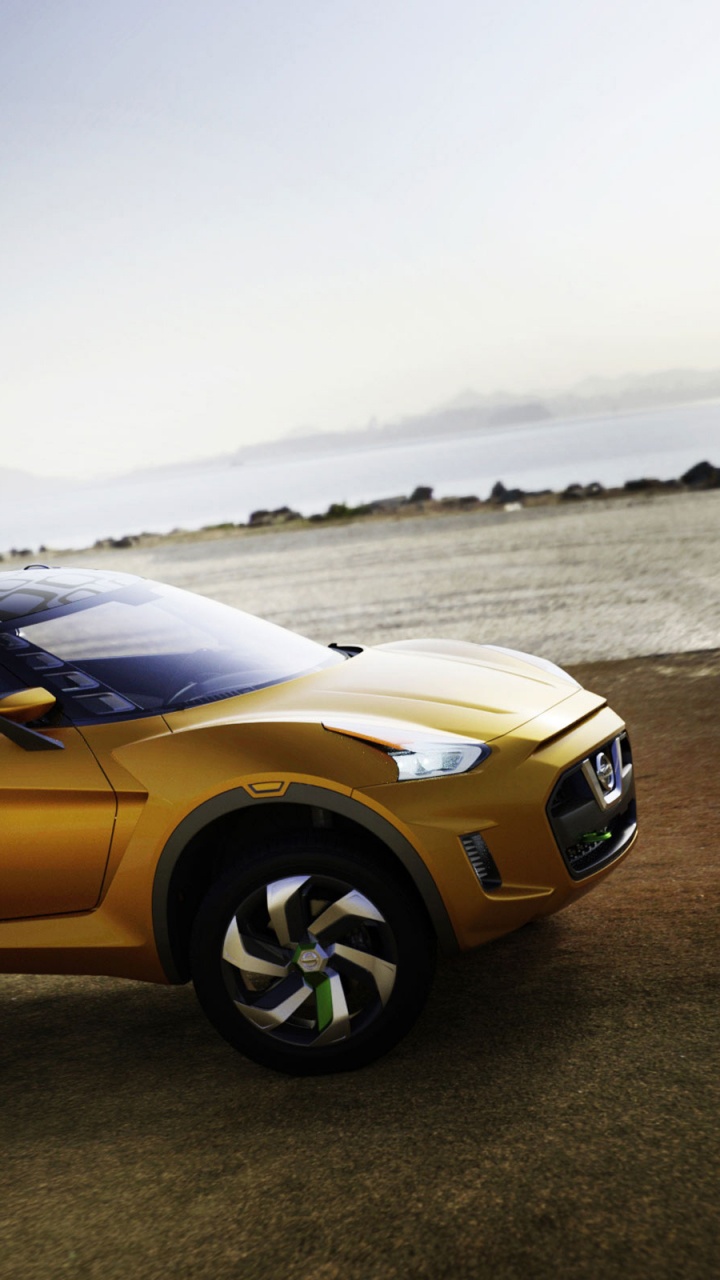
(190, 838, 436, 1075)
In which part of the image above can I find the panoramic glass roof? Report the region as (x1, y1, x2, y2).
(0, 568, 138, 623)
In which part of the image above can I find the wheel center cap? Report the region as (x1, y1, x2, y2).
(292, 942, 328, 974)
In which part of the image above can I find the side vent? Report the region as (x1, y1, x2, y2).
(460, 832, 502, 891)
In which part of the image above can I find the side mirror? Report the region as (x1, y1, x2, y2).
(0, 688, 63, 751)
(0, 687, 57, 722)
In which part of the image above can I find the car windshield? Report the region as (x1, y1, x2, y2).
(2, 580, 344, 718)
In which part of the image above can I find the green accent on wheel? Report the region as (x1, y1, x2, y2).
(291, 944, 305, 965)
(314, 976, 334, 1031)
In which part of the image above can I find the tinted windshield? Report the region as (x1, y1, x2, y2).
(2, 580, 344, 719)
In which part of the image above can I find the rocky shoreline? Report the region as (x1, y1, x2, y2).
(3, 459, 718, 561)
(245, 458, 720, 527)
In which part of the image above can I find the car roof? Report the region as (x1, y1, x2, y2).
(0, 567, 142, 624)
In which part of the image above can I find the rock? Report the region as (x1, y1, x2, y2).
(681, 460, 720, 488)
(93, 535, 139, 549)
(409, 486, 434, 503)
(438, 495, 480, 510)
(624, 478, 665, 493)
(561, 483, 585, 501)
(490, 481, 525, 505)
(558, 481, 605, 501)
(249, 507, 302, 527)
(365, 497, 407, 514)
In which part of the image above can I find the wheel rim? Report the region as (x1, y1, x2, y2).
(221, 874, 398, 1048)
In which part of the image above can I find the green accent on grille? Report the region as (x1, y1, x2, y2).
(582, 830, 612, 843)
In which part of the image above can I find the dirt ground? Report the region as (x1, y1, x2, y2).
(0, 649, 717, 1280)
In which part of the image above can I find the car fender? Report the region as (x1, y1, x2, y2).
(152, 781, 459, 981)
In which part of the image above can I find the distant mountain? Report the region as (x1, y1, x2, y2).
(433, 368, 720, 413)
(236, 398, 553, 464)
(567, 368, 720, 399)
(236, 367, 720, 464)
(4, 367, 719, 484)
(545, 367, 720, 417)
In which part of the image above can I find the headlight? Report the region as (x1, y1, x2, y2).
(389, 742, 490, 781)
(323, 715, 491, 781)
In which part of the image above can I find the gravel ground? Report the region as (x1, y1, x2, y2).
(1, 493, 719, 1279)
(1, 652, 718, 1280)
(52, 488, 720, 663)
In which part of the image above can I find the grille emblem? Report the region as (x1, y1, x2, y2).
(594, 751, 615, 793)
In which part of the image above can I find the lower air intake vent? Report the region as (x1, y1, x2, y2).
(460, 832, 502, 890)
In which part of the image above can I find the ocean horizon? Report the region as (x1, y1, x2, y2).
(3, 399, 719, 554)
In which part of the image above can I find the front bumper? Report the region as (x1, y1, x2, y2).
(359, 701, 638, 951)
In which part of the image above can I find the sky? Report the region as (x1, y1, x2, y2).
(2, 0, 719, 479)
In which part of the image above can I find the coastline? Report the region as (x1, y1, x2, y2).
(2, 458, 718, 563)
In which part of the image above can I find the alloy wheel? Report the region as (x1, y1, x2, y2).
(221, 873, 398, 1047)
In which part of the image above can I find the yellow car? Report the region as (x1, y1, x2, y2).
(0, 567, 636, 1074)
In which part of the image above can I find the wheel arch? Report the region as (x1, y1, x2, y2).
(152, 782, 459, 982)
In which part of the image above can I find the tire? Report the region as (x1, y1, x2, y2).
(190, 836, 436, 1075)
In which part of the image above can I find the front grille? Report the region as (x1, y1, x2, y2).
(547, 732, 636, 879)
(460, 832, 502, 890)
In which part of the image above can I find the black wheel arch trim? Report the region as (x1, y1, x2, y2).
(152, 781, 459, 981)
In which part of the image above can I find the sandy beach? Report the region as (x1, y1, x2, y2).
(39, 486, 720, 663)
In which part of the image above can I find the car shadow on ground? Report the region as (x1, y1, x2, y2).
(0, 915, 595, 1134)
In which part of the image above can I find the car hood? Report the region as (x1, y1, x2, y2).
(165, 638, 604, 744)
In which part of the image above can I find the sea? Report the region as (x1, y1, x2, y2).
(3, 399, 719, 554)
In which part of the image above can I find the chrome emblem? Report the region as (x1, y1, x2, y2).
(297, 949, 322, 972)
(594, 751, 615, 793)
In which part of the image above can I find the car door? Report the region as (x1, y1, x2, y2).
(0, 675, 117, 921)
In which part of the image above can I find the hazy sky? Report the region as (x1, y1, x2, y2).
(2, 0, 719, 478)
